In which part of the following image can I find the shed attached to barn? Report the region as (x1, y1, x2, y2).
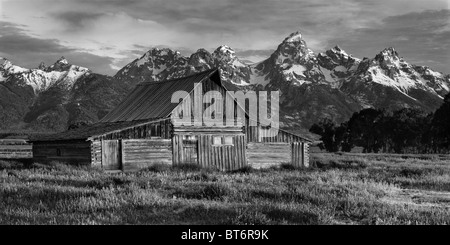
(30, 69, 311, 171)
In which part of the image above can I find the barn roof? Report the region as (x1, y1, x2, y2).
(99, 68, 219, 123)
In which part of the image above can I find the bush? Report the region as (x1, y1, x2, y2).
(0, 159, 28, 170)
(226, 209, 272, 225)
(0, 160, 13, 169)
(178, 183, 233, 201)
(399, 168, 431, 178)
(201, 183, 233, 201)
(188, 172, 216, 182)
(230, 166, 254, 174)
(312, 158, 367, 170)
(142, 163, 171, 173)
(279, 163, 297, 170)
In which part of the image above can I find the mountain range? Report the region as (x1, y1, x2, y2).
(1, 31, 449, 133)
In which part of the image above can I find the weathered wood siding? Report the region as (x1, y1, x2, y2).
(248, 142, 310, 168)
(121, 139, 172, 171)
(32, 141, 91, 164)
(291, 142, 309, 167)
(246, 124, 306, 143)
(101, 140, 121, 170)
(0, 143, 32, 159)
(92, 119, 172, 141)
(198, 134, 247, 171)
(91, 140, 102, 167)
(247, 142, 290, 169)
(172, 130, 247, 171)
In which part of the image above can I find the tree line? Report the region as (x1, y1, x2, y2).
(310, 93, 450, 154)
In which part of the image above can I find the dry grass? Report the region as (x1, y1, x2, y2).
(0, 153, 449, 225)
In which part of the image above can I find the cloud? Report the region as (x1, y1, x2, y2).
(0, 21, 116, 75)
(51, 11, 106, 31)
(325, 9, 450, 73)
(1, 0, 449, 74)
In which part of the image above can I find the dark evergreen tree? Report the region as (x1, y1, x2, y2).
(431, 93, 450, 152)
(309, 118, 341, 152)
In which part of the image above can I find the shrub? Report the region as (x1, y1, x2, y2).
(201, 183, 232, 201)
(230, 166, 254, 174)
(142, 163, 171, 173)
(398, 168, 431, 178)
(279, 163, 297, 170)
(0, 160, 13, 169)
(178, 183, 233, 201)
(0, 159, 28, 170)
(188, 172, 216, 182)
(226, 209, 272, 225)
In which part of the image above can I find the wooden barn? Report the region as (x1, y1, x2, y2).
(30, 69, 311, 171)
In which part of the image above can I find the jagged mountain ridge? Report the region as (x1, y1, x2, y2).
(0, 57, 128, 131)
(115, 31, 449, 128)
(0, 31, 449, 132)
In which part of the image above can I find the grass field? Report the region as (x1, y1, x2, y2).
(1, 153, 449, 225)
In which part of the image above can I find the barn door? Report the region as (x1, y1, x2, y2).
(102, 140, 122, 170)
(182, 137, 198, 164)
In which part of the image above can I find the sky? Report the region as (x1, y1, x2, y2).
(0, 0, 449, 75)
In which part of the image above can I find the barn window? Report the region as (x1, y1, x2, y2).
(56, 148, 61, 156)
(213, 136, 222, 145)
(212, 136, 234, 146)
(223, 136, 233, 145)
(150, 124, 161, 137)
(183, 135, 197, 144)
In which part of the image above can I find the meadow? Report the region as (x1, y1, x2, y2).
(0, 153, 449, 225)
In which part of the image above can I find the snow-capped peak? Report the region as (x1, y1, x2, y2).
(283, 31, 303, 43)
(0, 58, 30, 75)
(213, 45, 240, 63)
(56, 56, 69, 65)
(1, 57, 13, 69)
(217, 45, 235, 54)
(38, 62, 46, 70)
(330, 46, 351, 58)
(133, 47, 181, 67)
(375, 47, 400, 62)
(0, 56, 90, 93)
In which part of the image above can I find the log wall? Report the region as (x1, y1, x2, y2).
(248, 142, 310, 168)
(0, 143, 32, 159)
(33, 141, 91, 165)
(247, 142, 291, 169)
(121, 139, 172, 171)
